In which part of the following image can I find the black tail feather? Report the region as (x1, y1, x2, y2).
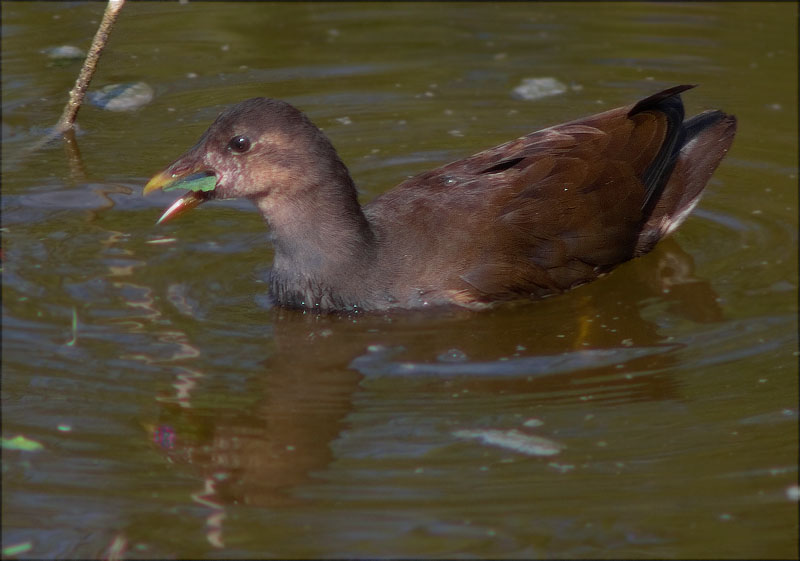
(634, 102, 737, 256)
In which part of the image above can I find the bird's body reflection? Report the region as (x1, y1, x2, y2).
(148, 237, 722, 518)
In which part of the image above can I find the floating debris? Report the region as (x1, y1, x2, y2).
(548, 462, 575, 473)
(511, 77, 570, 101)
(44, 45, 85, 60)
(453, 428, 564, 456)
(88, 81, 154, 111)
(438, 348, 469, 363)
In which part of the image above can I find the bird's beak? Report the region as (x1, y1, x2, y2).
(143, 167, 218, 224)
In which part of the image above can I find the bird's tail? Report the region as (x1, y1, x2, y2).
(635, 107, 737, 255)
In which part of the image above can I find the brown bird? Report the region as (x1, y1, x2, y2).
(144, 84, 736, 313)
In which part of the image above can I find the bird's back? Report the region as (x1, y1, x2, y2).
(364, 85, 736, 308)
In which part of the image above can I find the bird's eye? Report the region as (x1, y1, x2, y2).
(227, 135, 251, 154)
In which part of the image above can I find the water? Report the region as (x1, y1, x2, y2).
(2, 2, 797, 558)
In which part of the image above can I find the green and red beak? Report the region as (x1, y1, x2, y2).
(143, 167, 218, 224)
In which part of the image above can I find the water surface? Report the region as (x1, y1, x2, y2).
(2, 2, 797, 558)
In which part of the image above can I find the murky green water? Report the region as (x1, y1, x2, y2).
(2, 2, 797, 558)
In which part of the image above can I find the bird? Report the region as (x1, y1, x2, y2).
(144, 84, 736, 313)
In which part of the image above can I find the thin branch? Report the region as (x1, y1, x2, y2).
(17, 0, 125, 163)
(55, 0, 126, 133)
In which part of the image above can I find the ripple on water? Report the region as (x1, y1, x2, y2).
(350, 343, 680, 380)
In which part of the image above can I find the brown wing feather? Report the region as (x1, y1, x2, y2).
(452, 101, 673, 302)
(364, 85, 730, 308)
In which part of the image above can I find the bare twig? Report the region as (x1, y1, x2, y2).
(17, 0, 125, 164)
(55, 0, 126, 133)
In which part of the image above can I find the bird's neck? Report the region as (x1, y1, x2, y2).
(255, 176, 379, 311)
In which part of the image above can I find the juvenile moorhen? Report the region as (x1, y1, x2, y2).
(144, 85, 736, 312)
